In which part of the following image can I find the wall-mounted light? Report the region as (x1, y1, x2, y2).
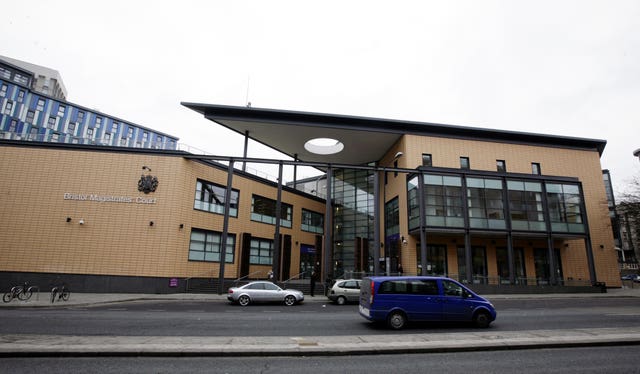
(79, 219, 85, 225)
(394, 151, 404, 160)
(142, 165, 152, 172)
(565, 243, 570, 248)
(179, 224, 184, 229)
(401, 236, 408, 245)
(599, 244, 605, 249)
(66, 217, 72, 223)
(149, 221, 154, 227)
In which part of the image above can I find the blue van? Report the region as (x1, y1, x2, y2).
(359, 276, 496, 330)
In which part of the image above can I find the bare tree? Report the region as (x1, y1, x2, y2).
(618, 175, 640, 262)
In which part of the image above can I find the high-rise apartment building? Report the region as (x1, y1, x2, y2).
(0, 57, 178, 149)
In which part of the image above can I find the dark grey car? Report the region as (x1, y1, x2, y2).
(227, 281, 304, 306)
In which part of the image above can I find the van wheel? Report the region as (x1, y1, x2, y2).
(387, 311, 406, 330)
(337, 296, 346, 305)
(474, 311, 491, 328)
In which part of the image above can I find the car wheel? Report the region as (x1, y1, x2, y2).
(284, 295, 296, 306)
(474, 310, 491, 328)
(238, 295, 250, 306)
(387, 311, 406, 330)
(336, 296, 346, 305)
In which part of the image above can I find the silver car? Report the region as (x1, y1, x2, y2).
(328, 279, 361, 305)
(227, 281, 304, 306)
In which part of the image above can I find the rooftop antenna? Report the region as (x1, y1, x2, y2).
(245, 75, 251, 108)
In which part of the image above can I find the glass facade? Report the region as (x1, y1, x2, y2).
(331, 169, 376, 275)
(423, 174, 464, 228)
(546, 183, 585, 233)
(507, 180, 546, 231)
(466, 177, 506, 229)
(409, 173, 585, 235)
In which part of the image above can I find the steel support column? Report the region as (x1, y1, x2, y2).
(373, 170, 381, 275)
(218, 159, 235, 294)
(323, 165, 333, 283)
(417, 173, 428, 275)
(272, 161, 283, 281)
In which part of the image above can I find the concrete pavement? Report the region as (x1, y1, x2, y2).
(1, 287, 640, 357)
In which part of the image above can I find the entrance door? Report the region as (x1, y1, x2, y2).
(299, 244, 316, 279)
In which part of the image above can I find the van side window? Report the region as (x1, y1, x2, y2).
(379, 281, 407, 294)
(378, 280, 439, 295)
(412, 280, 439, 295)
(442, 280, 464, 297)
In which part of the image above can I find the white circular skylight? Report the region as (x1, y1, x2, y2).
(304, 137, 344, 155)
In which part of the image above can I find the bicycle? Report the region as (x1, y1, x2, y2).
(3, 282, 37, 302)
(50, 285, 70, 303)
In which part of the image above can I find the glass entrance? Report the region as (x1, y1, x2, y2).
(299, 244, 316, 279)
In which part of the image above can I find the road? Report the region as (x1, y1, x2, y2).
(0, 297, 639, 336)
(2, 346, 638, 373)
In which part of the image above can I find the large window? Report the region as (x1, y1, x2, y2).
(424, 174, 464, 227)
(384, 197, 400, 238)
(188, 229, 235, 263)
(25, 110, 35, 124)
(301, 209, 323, 234)
(194, 179, 239, 217)
(546, 183, 584, 233)
(507, 181, 546, 231)
(466, 177, 506, 229)
(251, 195, 292, 228)
(407, 176, 421, 230)
(4, 101, 13, 115)
(250, 237, 274, 265)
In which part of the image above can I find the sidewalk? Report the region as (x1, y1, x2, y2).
(2, 286, 640, 309)
(1, 287, 640, 357)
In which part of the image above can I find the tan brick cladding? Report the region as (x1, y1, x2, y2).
(0, 146, 325, 280)
(385, 135, 621, 287)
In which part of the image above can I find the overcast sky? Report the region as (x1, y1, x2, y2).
(2, 1, 639, 196)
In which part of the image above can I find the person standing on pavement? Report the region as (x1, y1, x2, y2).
(310, 270, 317, 297)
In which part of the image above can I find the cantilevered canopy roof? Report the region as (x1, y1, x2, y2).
(181, 103, 607, 164)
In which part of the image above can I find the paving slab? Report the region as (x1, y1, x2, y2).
(1, 327, 640, 357)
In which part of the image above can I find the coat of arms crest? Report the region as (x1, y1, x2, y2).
(138, 174, 159, 194)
